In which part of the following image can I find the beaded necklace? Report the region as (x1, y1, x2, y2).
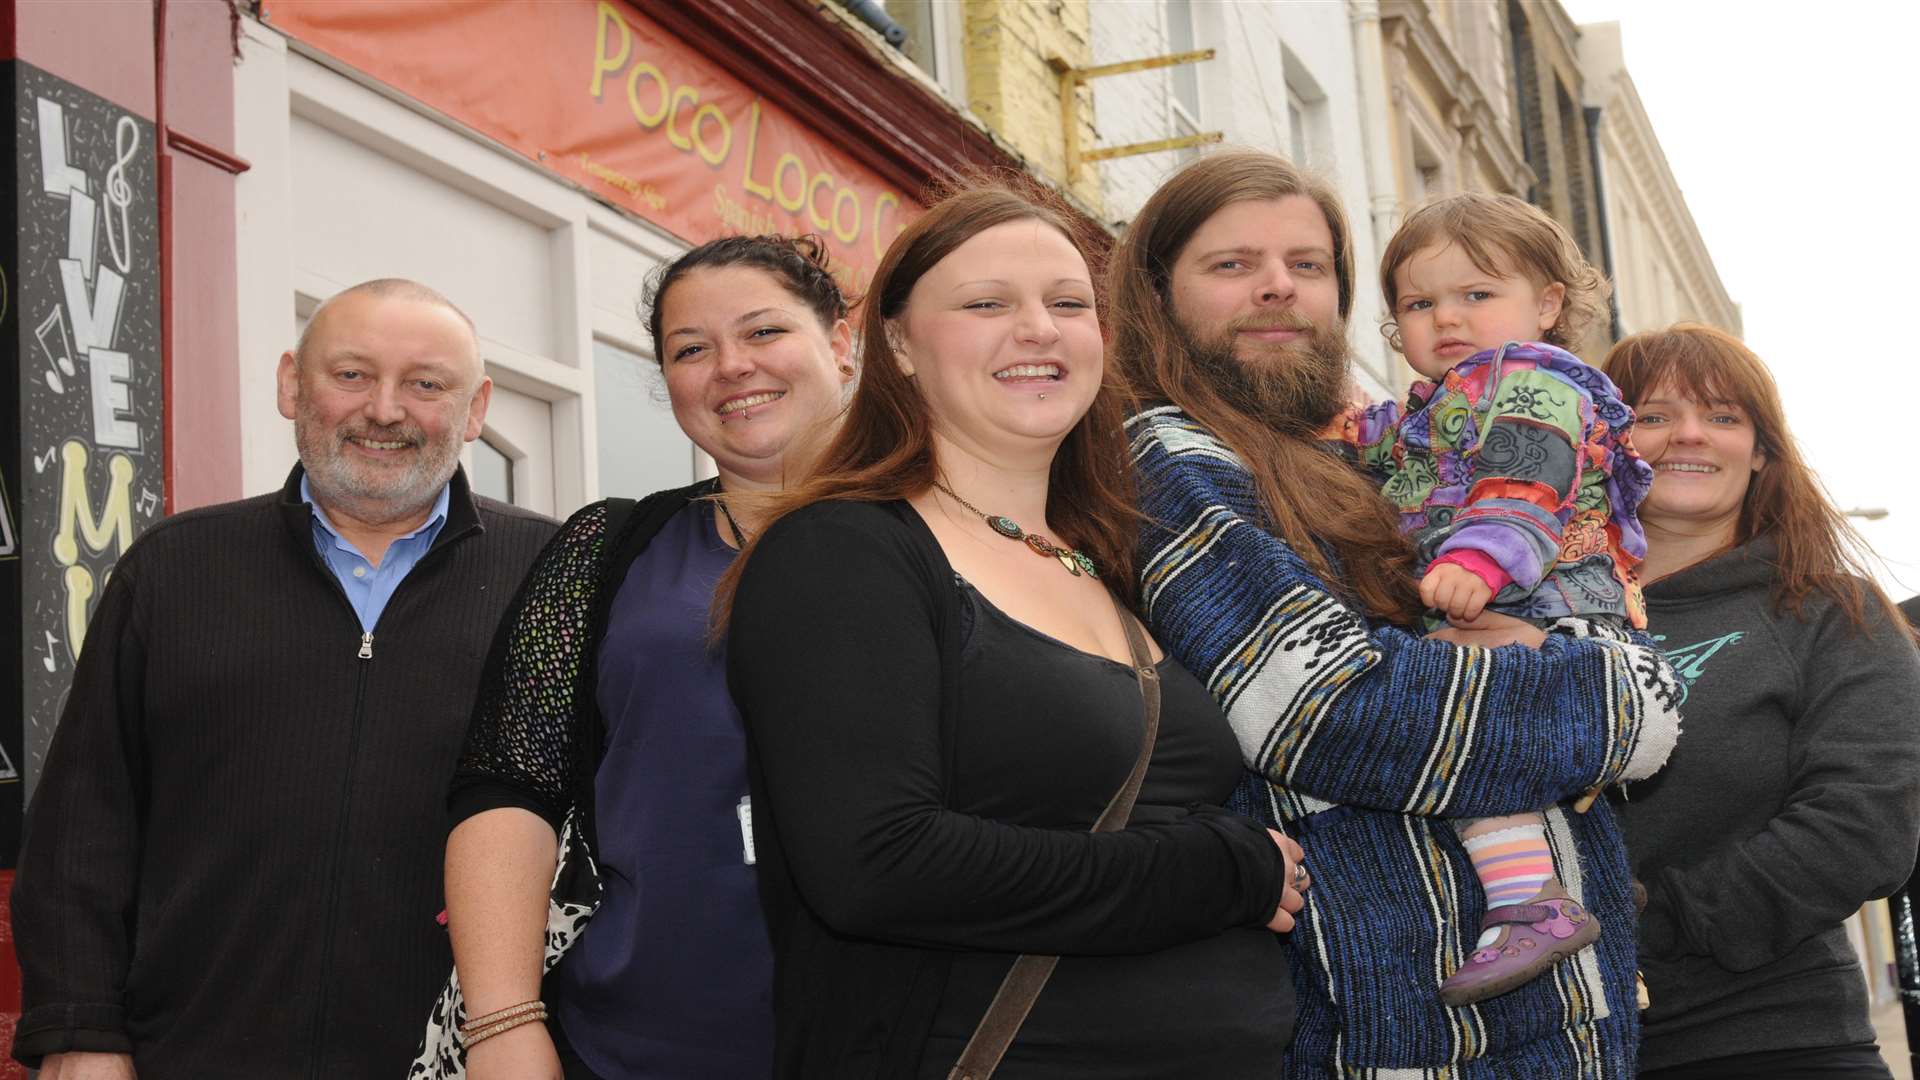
(715, 494, 749, 549)
(933, 480, 1099, 579)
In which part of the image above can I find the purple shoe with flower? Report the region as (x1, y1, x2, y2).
(1438, 878, 1604, 1008)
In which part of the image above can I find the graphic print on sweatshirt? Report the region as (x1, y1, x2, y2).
(1652, 630, 1745, 705)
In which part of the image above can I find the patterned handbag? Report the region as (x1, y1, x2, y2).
(408, 809, 603, 1078)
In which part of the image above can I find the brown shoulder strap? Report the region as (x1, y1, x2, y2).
(947, 593, 1162, 1080)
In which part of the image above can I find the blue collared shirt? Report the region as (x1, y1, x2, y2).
(301, 475, 451, 632)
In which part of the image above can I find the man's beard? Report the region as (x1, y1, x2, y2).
(1176, 309, 1353, 435)
(295, 397, 465, 523)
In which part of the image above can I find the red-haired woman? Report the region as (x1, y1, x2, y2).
(720, 184, 1308, 1078)
(1605, 324, 1920, 1080)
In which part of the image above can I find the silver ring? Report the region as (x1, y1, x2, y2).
(1292, 863, 1308, 888)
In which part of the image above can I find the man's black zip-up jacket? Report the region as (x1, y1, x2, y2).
(10, 466, 555, 1077)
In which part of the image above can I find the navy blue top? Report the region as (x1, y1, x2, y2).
(551, 502, 772, 1078)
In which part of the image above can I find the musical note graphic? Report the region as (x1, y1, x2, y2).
(136, 487, 159, 516)
(104, 116, 139, 275)
(40, 631, 61, 673)
(32, 446, 57, 474)
(35, 306, 76, 394)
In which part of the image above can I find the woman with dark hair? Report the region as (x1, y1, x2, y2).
(1604, 324, 1920, 1079)
(719, 182, 1309, 1078)
(413, 235, 856, 1080)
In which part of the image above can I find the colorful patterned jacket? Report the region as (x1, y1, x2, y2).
(1343, 341, 1654, 627)
(1130, 405, 1683, 1079)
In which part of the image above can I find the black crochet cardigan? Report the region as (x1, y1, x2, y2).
(447, 478, 718, 856)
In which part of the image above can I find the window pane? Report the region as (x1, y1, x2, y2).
(888, 0, 940, 76)
(594, 338, 698, 498)
(471, 435, 515, 504)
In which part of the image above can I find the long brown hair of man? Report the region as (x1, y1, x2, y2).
(1108, 150, 1421, 624)
(712, 176, 1141, 634)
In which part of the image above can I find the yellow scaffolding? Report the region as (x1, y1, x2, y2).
(1048, 49, 1223, 175)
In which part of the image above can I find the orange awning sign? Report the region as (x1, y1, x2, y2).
(264, 0, 917, 294)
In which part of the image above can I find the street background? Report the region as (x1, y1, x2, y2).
(1563, 0, 1920, 603)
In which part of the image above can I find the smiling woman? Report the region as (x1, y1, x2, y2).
(420, 235, 853, 1080)
(1604, 325, 1920, 1080)
(717, 182, 1309, 1079)
(655, 257, 854, 486)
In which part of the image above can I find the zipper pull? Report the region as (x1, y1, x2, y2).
(358, 632, 374, 660)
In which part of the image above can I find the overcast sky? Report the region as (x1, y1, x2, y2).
(1558, 0, 1918, 601)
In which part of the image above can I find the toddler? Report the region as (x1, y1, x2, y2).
(1350, 192, 1657, 1007)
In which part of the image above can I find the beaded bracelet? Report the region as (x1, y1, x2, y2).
(458, 999, 548, 1050)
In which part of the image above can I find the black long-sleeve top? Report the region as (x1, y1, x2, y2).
(727, 499, 1290, 1078)
(9, 467, 554, 1077)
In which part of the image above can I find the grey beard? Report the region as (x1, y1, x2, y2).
(295, 411, 463, 525)
(1178, 319, 1353, 436)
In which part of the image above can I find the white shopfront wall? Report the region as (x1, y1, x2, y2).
(232, 16, 711, 521)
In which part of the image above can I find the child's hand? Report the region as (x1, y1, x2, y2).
(1424, 610, 1546, 648)
(1421, 562, 1493, 622)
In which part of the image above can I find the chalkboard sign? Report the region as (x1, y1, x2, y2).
(4, 62, 163, 864)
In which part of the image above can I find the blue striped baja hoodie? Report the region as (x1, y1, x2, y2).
(1128, 405, 1682, 1079)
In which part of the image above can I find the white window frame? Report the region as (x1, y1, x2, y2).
(875, 0, 967, 107)
(1286, 86, 1309, 165)
(582, 205, 707, 486)
(929, 0, 968, 106)
(1279, 45, 1330, 170)
(239, 16, 680, 511)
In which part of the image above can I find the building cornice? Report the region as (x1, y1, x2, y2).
(1539, 1, 1585, 85)
(1598, 69, 1738, 327)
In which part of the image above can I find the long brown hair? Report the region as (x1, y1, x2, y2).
(714, 178, 1140, 630)
(1108, 150, 1421, 623)
(1605, 324, 1903, 633)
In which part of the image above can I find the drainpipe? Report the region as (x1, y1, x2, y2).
(1583, 104, 1621, 344)
(1349, 0, 1404, 382)
(838, 0, 907, 48)
(1350, 1, 1401, 247)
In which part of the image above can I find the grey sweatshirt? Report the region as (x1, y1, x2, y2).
(1617, 538, 1920, 1070)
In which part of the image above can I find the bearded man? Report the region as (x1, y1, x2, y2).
(1110, 151, 1682, 1078)
(12, 280, 556, 1079)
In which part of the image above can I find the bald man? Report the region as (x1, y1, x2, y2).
(11, 280, 557, 1079)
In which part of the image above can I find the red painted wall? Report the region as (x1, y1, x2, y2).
(5, 0, 157, 118)
(162, 0, 244, 510)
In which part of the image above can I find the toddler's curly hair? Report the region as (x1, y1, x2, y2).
(1380, 191, 1610, 353)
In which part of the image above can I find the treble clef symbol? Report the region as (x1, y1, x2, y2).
(103, 116, 138, 275)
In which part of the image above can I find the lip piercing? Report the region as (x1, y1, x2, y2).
(1038, 392, 1048, 400)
